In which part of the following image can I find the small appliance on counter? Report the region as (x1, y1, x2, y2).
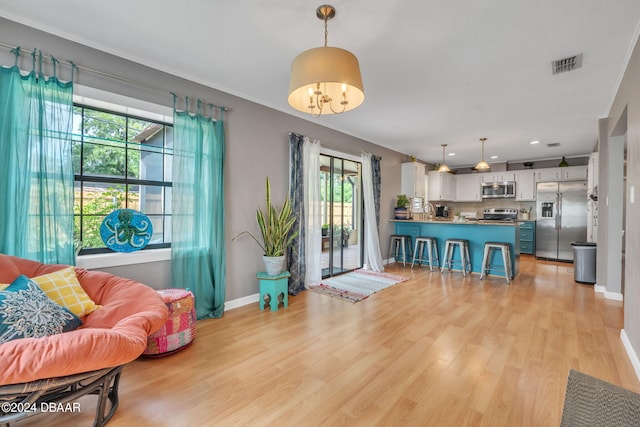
(435, 204, 449, 218)
(482, 208, 518, 222)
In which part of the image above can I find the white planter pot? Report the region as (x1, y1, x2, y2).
(263, 255, 285, 276)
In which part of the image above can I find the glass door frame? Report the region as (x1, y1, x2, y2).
(320, 152, 364, 278)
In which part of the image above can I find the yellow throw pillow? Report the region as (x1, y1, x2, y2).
(31, 267, 100, 317)
(0, 283, 8, 291)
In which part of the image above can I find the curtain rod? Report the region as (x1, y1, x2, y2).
(288, 132, 383, 160)
(0, 41, 230, 112)
(320, 142, 384, 160)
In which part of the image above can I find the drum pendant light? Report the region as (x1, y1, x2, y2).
(288, 5, 365, 117)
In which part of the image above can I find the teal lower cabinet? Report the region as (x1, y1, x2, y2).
(519, 221, 535, 255)
(392, 220, 520, 278)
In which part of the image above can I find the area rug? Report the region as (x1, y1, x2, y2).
(309, 269, 409, 303)
(560, 369, 640, 426)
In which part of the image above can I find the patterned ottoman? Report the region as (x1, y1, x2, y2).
(143, 288, 196, 356)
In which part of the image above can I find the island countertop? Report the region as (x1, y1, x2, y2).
(391, 219, 521, 226)
(391, 220, 520, 278)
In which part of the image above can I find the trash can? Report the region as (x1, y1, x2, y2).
(571, 242, 597, 284)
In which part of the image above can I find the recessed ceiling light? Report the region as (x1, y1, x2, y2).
(490, 155, 498, 159)
(530, 140, 540, 145)
(448, 152, 455, 156)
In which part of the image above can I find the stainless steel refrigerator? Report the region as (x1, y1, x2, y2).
(536, 181, 587, 261)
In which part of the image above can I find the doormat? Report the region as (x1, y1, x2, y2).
(560, 369, 640, 425)
(309, 269, 408, 303)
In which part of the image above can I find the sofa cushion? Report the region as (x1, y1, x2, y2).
(31, 267, 101, 317)
(0, 275, 82, 344)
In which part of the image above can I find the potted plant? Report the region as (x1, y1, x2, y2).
(337, 225, 352, 247)
(394, 194, 410, 220)
(232, 177, 298, 275)
(322, 224, 329, 237)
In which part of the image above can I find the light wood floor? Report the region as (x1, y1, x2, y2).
(21, 255, 640, 426)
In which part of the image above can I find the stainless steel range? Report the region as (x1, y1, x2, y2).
(482, 208, 518, 222)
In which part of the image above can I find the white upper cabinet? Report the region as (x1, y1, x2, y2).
(561, 165, 588, 180)
(536, 166, 587, 182)
(480, 172, 516, 182)
(455, 173, 482, 201)
(515, 170, 536, 201)
(401, 162, 426, 198)
(427, 171, 456, 201)
(419, 162, 586, 203)
(536, 168, 561, 182)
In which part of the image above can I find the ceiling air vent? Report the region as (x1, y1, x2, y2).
(547, 142, 561, 148)
(552, 53, 582, 75)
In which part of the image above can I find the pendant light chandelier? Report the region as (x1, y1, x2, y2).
(438, 144, 451, 172)
(475, 137, 490, 170)
(288, 5, 365, 117)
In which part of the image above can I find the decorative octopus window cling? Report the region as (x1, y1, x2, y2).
(100, 209, 153, 252)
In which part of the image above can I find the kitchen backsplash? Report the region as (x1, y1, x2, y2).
(445, 199, 536, 220)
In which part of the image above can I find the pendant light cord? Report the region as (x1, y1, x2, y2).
(324, 15, 329, 47)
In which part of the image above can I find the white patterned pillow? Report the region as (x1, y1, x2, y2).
(0, 275, 82, 344)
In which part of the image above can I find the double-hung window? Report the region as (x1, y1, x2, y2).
(73, 105, 173, 254)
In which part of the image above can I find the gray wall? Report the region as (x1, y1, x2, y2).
(0, 17, 407, 301)
(98, 261, 172, 291)
(605, 32, 640, 365)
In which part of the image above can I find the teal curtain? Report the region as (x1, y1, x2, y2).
(171, 99, 225, 319)
(0, 50, 74, 265)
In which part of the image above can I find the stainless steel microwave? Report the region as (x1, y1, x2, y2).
(481, 181, 516, 198)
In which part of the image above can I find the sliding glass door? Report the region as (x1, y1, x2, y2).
(320, 154, 363, 277)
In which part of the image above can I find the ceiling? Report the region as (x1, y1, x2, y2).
(1, 1, 640, 168)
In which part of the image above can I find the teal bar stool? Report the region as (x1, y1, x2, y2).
(480, 242, 513, 284)
(411, 237, 439, 271)
(257, 271, 290, 311)
(441, 239, 471, 276)
(388, 234, 413, 266)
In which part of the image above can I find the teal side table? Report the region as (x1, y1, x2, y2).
(257, 271, 290, 311)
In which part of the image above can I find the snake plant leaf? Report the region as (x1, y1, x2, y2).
(233, 177, 298, 257)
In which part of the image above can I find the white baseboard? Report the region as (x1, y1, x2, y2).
(225, 293, 259, 311)
(594, 283, 624, 301)
(621, 329, 640, 381)
(607, 292, 624, 301)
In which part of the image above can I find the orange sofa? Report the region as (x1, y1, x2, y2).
(0, 254, 169, 424)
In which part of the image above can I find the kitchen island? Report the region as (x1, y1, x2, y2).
(392, 219, 520, 278)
